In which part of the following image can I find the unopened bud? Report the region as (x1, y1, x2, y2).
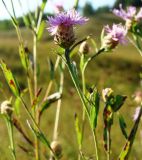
(54, 24, 75, 49)
(79, 41, 89, 54)
(51, 141, 62, 158)
(102, 88, 113, 102)
(0, 100, 13, 116)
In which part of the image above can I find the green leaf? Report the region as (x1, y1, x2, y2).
(112, 95, 127, 112)
(118, 107, 142, 160)
(23, 16, 31, 28)
(74, 0, 79, 9)
(89, 88, 100, 129)
(119, 115, 128, 139)
(0, 60, 20, 97)
(14, 88, 28, 115)
(37, 21, 45, 41)
(19, 44, 30, 71)
(27, 121, 51, 150)
(74, 113, 82, 148)
(41, 0, 47, 11)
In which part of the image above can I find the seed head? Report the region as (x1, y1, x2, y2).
(51, 141, 62, 158)
(0, 100, 13, 116)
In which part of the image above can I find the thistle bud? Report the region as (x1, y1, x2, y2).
(54, 25, 75, 49)
(0, 100, 13, 116)
(51, 141, 62, 158)
(79, 41, 89, 54)
(102, 88, 113, 102)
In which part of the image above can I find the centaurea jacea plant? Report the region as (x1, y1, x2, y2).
(48, 9, 88, 49)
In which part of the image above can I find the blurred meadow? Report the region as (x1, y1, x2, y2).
(0, 1, 142, 160)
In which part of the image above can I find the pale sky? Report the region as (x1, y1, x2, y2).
(0, 0, 115, 20)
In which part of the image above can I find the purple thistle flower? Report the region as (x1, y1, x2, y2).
(113, 4, 142, 23)
(47, 9, 88, 35)
(102, 24, 127, 50)
(47, 9, 88, 48)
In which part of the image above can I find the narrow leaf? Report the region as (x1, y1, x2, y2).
(118, 107, 142, 160)
(119, 115, 128, 139)
(27, 121, 51, 150)
(74, 113, 82, 147)
(37, 21, 45, 41)
(0, 60, 20, 97)
(19, 44, 29, 71)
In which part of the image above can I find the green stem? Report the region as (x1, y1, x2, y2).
(65, 49, 99, 160)
(92, 129, 99, 160)
(107, 129, 110, 160)
(6, 117, 16, 160)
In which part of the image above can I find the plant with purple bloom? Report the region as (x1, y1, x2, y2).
(47, 9, 88, 48)
(102, 24, 127, 50)
(113, 4, 142, 30)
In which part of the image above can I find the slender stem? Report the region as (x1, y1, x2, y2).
(6, 117, 16, 160)
(65, 49, 102, 160)
(33, 33, 37, 95)
(43, 57, 60, 101)
(107, 129, 110, 160)
(19, 97, 54, 153)
(65, 49, 89, 116)
(92, 129, 99, 160)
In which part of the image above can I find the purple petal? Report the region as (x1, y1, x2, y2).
(136, 8, 142, 21)
(113, 4, 136, 20)
(47, 9, 88, 35)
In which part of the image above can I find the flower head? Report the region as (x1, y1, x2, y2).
(102, 24, 127, 50)
(47, 9, 88, 48)
(113, 4, 142, 29)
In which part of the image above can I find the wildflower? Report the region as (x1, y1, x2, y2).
(50, 140, 62, 158)
(102, 88, 113, 102)
(113, 4, 142, 30)
(47, 9, 88, 49)
(79, 41, 89, 54)
(0, 100, 13, 116)
(102, 24, 127, 50)
(133, 106, 141, 121)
